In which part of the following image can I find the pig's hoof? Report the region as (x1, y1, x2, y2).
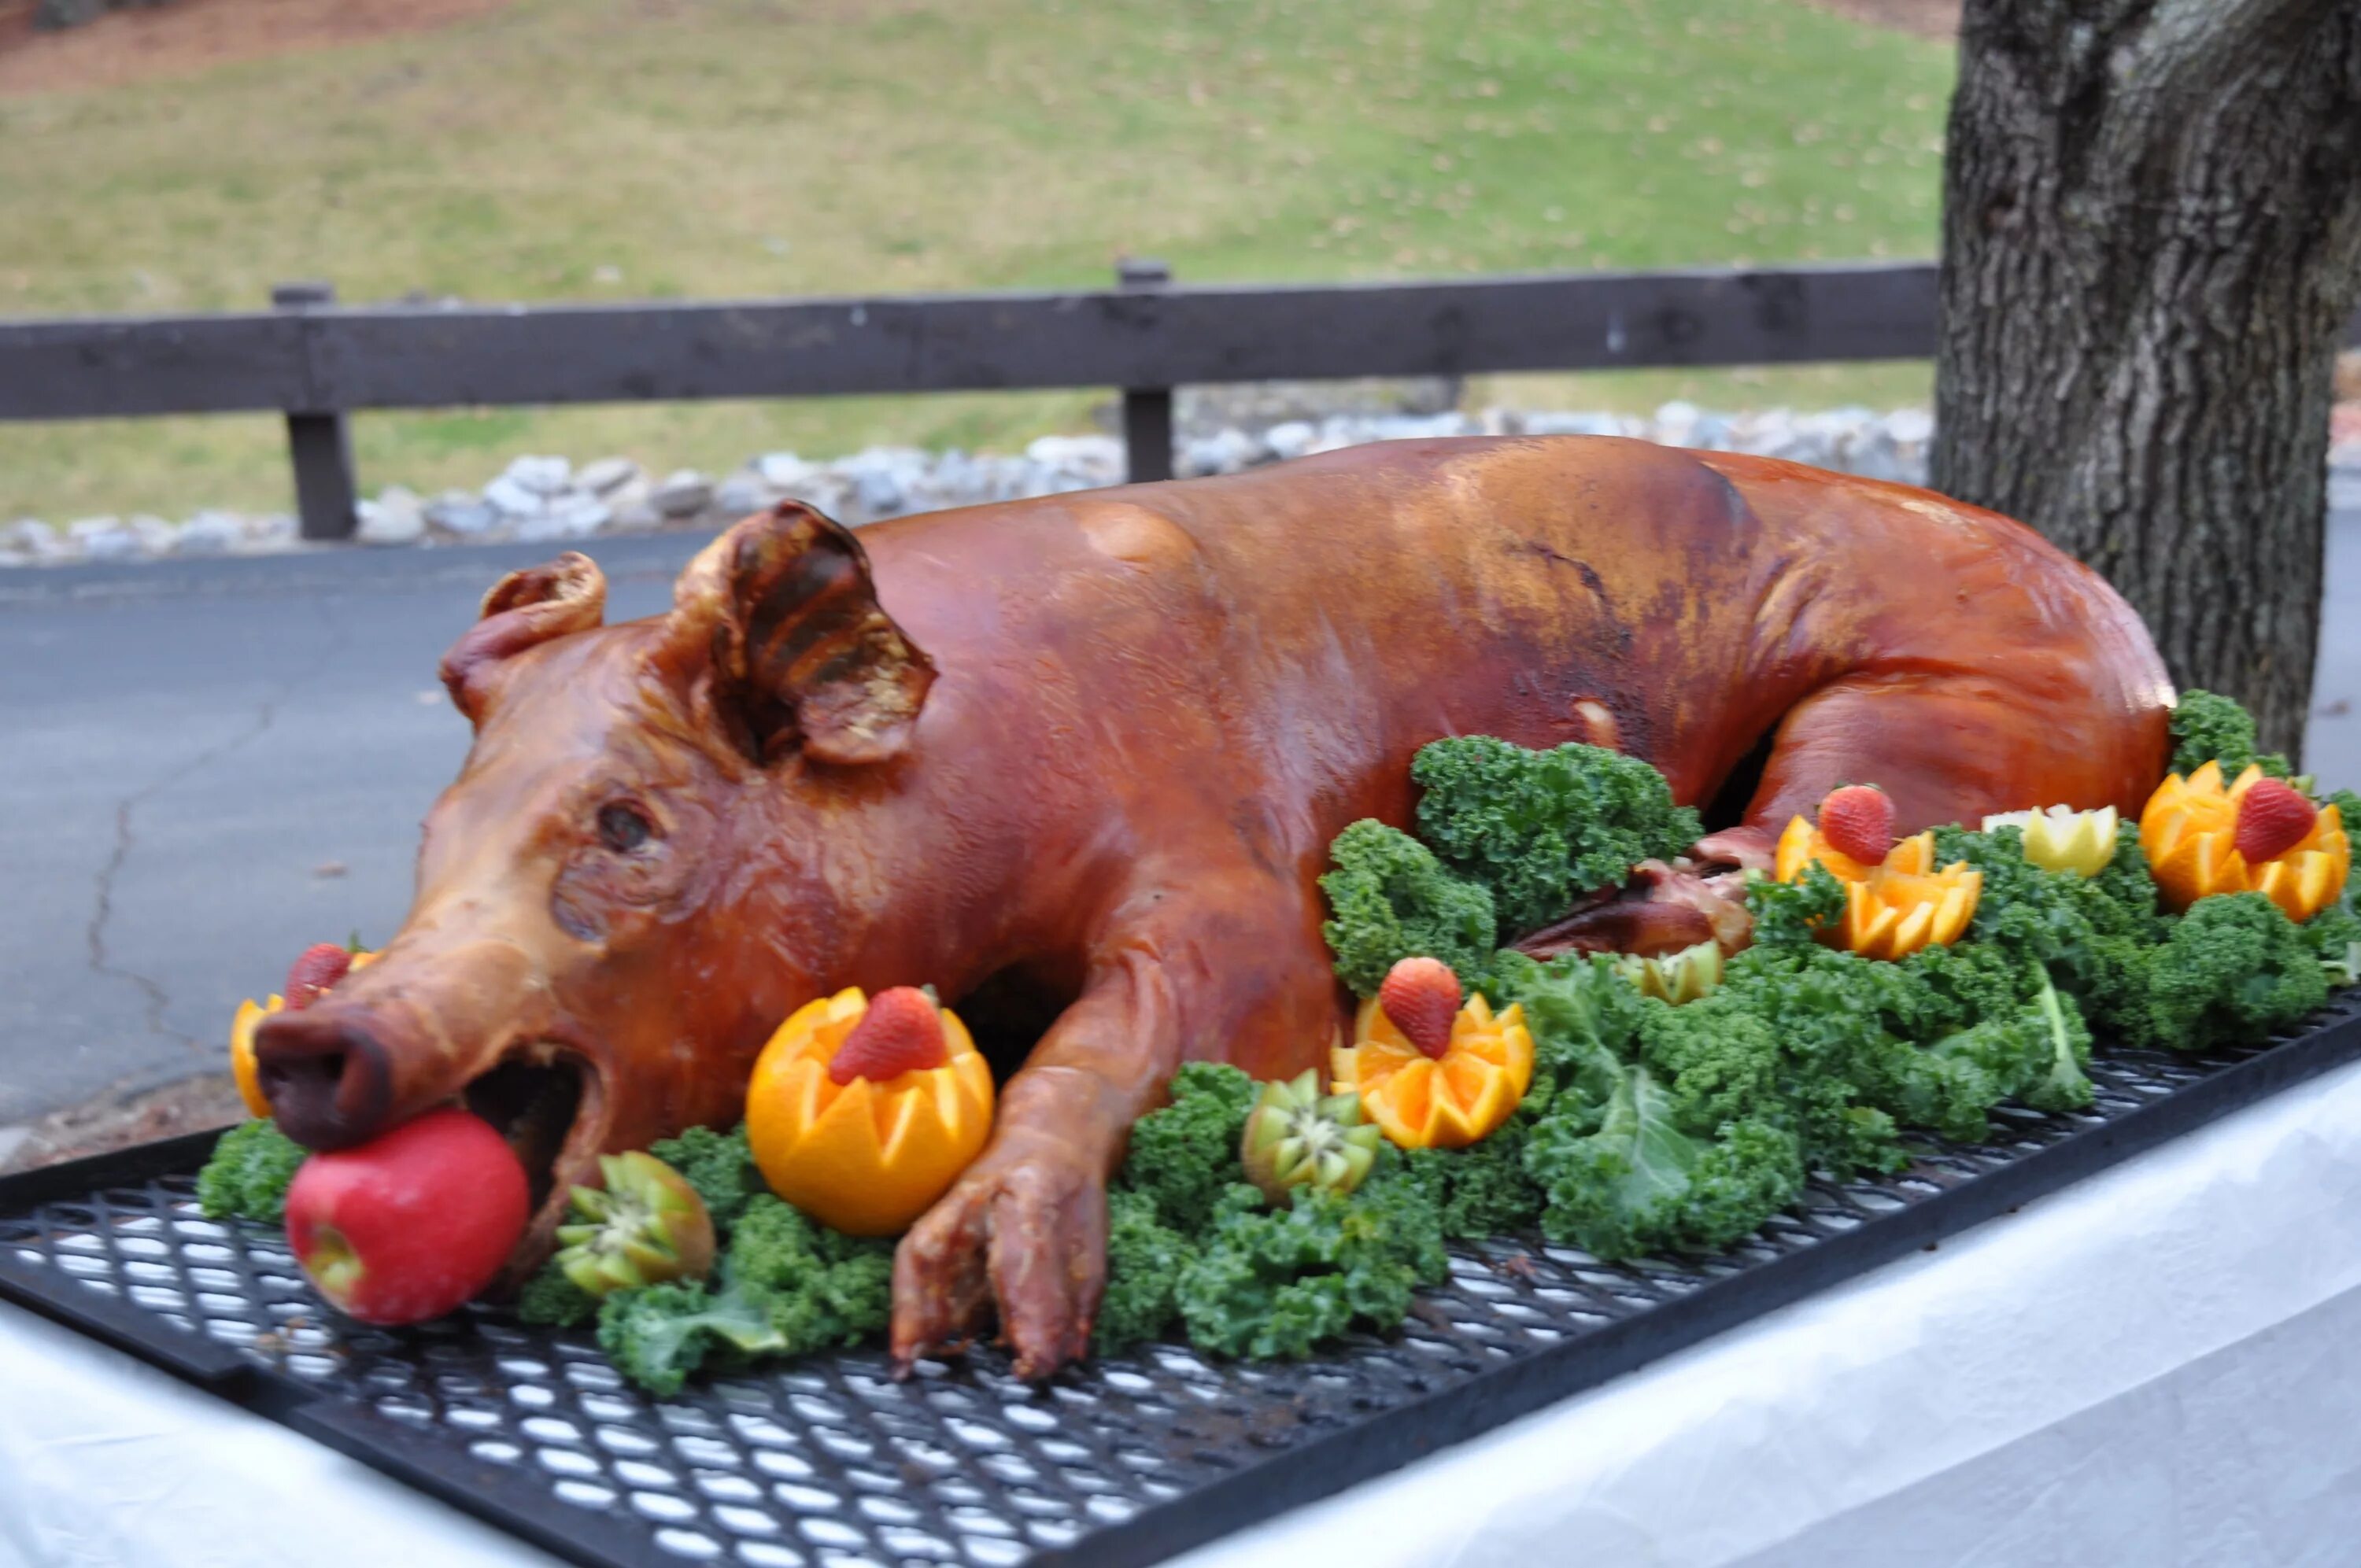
(892, 1149, 1107, 1381)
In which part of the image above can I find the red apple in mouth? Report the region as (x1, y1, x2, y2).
(284, 1107, 531, 1326)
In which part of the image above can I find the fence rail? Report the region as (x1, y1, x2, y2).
(2, 259, 2353, 539)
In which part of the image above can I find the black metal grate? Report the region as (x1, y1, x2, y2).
(5, 998, 2359, 1568)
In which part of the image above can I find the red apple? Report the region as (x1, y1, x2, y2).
(284, 1107, 530, 1326)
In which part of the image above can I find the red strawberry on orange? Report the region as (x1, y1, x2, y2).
(2235, 778, 2317, 865)
(285, 943, 354, 1012)
(1819, 784, 1896, 867)
(1379, 957, 1462, 1061)
(828, 987, 949, 1083)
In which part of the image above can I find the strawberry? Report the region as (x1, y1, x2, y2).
(284, 943, 355, 1011)
(2235, 778, 2317, 865)
(828, 987, 949, 1084)
(1379, 956, 1462, 1061)
(1818, 784, 1896, 866)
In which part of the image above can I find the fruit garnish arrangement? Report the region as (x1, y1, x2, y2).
(197, 693, 2359, 1392)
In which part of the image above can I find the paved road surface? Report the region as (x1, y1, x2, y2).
(3, 513, 2356, 1126)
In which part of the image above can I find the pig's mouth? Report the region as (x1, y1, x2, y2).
(458, 1042, 608, 1290)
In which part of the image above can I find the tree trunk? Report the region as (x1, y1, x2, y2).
(1931, 0, 2361, 762)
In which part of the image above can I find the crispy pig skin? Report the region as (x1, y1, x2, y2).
(254, 437, 2172, 1376)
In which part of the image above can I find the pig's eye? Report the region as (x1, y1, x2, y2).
(597, 802, 658, 854)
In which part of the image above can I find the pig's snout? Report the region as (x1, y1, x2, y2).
(254, 1009, 394, 1149)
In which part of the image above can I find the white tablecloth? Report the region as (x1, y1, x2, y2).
(11, 1054, 2361, 1568)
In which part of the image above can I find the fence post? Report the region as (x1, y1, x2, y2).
(1117, 258, 1174, 484)
(272, 282, 357, 541)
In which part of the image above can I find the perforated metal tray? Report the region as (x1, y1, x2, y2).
(6, 992, 2360, 1568)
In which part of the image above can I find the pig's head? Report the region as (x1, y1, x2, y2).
(253, 503, 939, 1268)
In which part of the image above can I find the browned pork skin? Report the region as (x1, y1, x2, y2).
(253, 437, 2173, 1378)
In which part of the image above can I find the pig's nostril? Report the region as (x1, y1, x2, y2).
(256, 1017, 392, 1150)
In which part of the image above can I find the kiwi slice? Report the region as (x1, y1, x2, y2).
(1615, 940, 1725, 1005)
(1240, 1069, 1384, 1206)
(554, 1151, 718, 1297)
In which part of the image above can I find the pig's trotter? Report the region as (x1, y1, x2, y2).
(892, 967, 1154, 1378)
(893, 1130, 1108, 1379)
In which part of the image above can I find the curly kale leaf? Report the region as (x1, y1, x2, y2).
(647, 1123, 766, 1232)
(1174, 1175, 1447, 1360)
(1523, 1053, 1805, 1260)
(2126, 892, 2330, 1053)
(2167, 690, 2293, 780)
(593, 1195, 892, 1395)
(1746, 861, 1849, 951)
(1318, 819, 1498, 998)
(596, 1282, 785, 1397)
(1875, 968, 2093, 1142)
(195, 1118, 307, 1223)
(1095, 1188, 1198, 1354)
(1927, 822, 2163, 1041)
(1483, 948, 1650, 1116)
(1114, 1062, 1258, 1234)
(1410, 736, 1703, 936)
(1397, 1120, 1546, 1239)
(722, 1195, 895, 1346)
(516, 1260, 599, 1328)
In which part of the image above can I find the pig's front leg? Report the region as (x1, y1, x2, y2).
(892, 898, 1333, 1378)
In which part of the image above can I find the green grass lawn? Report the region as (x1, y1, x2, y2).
(0, 0, 1954, 520)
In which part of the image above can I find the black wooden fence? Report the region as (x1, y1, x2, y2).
(1, 258, 2352, 539)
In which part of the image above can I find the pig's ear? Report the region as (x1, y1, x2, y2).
(671, 501, 936, 766)
(438, 552, 607, 723)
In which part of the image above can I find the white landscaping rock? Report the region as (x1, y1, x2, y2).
(6, 518, 57, 556)
(129, 515, 182, 554)
(357, 487, 427, 547)
(757, 452, 815, 489)
(483, 474, 547, 519)
(576, 457, 641, 496)
(427, 491, 500, 536)
(178, 511, 242, 554)
(242, 514, 298, 550)
(653, 470, 713, 518)
(503, 455, 572, 496)
(713, 473, 774, 516)
(82, 526, 143, 560)
(515, 496, 611, 543)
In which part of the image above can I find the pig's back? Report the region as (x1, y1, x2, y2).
(854, 435, 2156, 866)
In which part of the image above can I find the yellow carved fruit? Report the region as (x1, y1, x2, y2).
(230, 997, 280, 1118)
(1775, 814, 1873, 884)
(1839, 858, 1982, 961)
(1982, 805, 2120, 877)
(2140, 762, 2349, 921)
(227, 949, 378, 1120)
(1332, 993, 1533, 1150)
(745, 987, 995, 1236)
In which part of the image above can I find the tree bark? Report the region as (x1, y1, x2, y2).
(1931, 0, 2361, 761)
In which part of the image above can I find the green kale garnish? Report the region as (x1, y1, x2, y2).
(2124, 892, 2331, 1053)
(195, 1118, 307, 1223)
(1524, 1058, 1804, 1260)
(1095, 1188, 1197, 1354)
(1114, 1062, 1258, 1234)
(593, 1194, 892, 1395)
(1410, 736, 1702, 936)
(646, 1123, 766, 1232)
(597, 1282, 785, 1397)
(2167, 689, 2294, 780)
(516, 1260, 599, 1328)
(1173, 1175, 1447, 1360)
(1318, 819, 1498, 999)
